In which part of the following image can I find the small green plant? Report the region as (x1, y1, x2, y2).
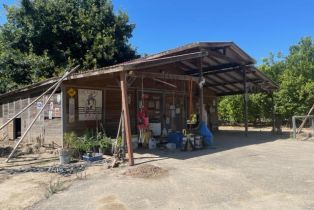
(45, 179, 64, 198)
(63, 131, 113, 157)
(63, 132, 77, 149)
(116, 136, 123, 147)
(99, 136, 112, 150)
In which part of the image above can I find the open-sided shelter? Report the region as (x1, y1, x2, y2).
(0, 42, 277, 164)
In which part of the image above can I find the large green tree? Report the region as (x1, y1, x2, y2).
(0, 0, 138, 92)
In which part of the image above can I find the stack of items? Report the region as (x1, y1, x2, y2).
(181, 135, 203, 151)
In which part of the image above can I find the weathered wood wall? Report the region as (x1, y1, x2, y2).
(0, 68, 219, 146)
(0, 90, 62, 146)
(62, 72, 218, 138)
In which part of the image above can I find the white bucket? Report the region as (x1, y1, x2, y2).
(58, 149, 70, 164)
(189, 136, 195, 145)
(166, 143, 176, 150)
(195, 136, 202, 149)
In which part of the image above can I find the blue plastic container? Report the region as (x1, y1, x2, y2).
(167, 132, 183, 148)
(199, 122, 213, 146)
(83, 153, 103, 162)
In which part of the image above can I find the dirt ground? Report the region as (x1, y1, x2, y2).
(1, 127, 314, 210)
(0, 153, 106, 210)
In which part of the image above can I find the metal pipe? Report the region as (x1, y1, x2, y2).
(153, 78, 177, 88)
(0, 65, 80, 131)
(6, 66, 79, 162)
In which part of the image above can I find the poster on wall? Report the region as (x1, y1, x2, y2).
(69, 97, 75, 123)
(78, 89, 102, 121)
(43, 93, 62, 119)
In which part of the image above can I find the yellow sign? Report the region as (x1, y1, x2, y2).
(67, 88, 76, 97)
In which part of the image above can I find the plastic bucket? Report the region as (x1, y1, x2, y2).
(195, 136, 202, 149)
(59, 149, 71, 164)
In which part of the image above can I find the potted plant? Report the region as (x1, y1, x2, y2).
(99, 136, 112, 155)
(61, 132, 78, 164)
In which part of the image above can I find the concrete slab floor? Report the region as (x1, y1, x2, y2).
(31, 130, 314, 210)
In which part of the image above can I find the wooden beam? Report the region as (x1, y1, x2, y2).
(132, 72, 199, 83)
(224, 71, 244, 82)
(203, 66, 242, 75)
(120, 71, 134, 166)
(125, 51, 208, 71)
(203, 56, 219, 66)
(243, 68, 248, 136)
(217, 89, 270, 96)
(127, 77, 137, 87)
(206, 79, 261, 87)
(186, 63, 242, 75)
(199, 57, 204, 122)
(213, 74, 240, 90)
(205, 75, 235, 92)
(181, 60, 198, 69)
(68, 51, 208, 80)
(207, 49, 236, 63)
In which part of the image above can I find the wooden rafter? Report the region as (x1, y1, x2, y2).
(181, 60, 198, 69)
(132, 72, 198, 83)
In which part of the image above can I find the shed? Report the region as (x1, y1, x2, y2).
(0, 42, 277, 164)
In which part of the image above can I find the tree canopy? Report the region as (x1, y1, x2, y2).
(0, 0, 138, 93)
(218, 37, 314, 124)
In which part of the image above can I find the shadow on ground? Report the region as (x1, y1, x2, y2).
(134, 130, 290, 164)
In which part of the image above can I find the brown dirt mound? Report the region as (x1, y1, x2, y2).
(123, 164, 168, 178)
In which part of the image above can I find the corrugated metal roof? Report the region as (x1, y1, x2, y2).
(0, 42, 277, 100)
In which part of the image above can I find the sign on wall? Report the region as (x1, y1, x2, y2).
(78, 89, 102, 121)
(69, 97, 75, 123)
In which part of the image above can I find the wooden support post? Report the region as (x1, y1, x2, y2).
(297, 104, 314, 134)
(312, 118, 314, 135)
(120, 71, 134, 166)
(271, 93, 275, 134)
(292, 116, 296, 139)
(243, 69, 248, 136)
(61, 86, 66, 148)
(199, 57, 204, 122)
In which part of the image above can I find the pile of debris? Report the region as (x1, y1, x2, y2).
(5, 163, 87, 177)
(123, 164, 168, 178)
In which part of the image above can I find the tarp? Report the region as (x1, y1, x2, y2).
(199, 121, 213, 146)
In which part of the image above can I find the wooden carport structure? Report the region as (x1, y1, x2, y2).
(0, 42, 277, 165)
(65, 42, 277, 165)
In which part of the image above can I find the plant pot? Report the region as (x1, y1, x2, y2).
(58, 149, 71, 164)
(100, 147, 112, 155)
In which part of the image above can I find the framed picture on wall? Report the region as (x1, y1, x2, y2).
(78, 89, 102, 121)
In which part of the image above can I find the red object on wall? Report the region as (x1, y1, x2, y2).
(137, 107, 149, 129)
